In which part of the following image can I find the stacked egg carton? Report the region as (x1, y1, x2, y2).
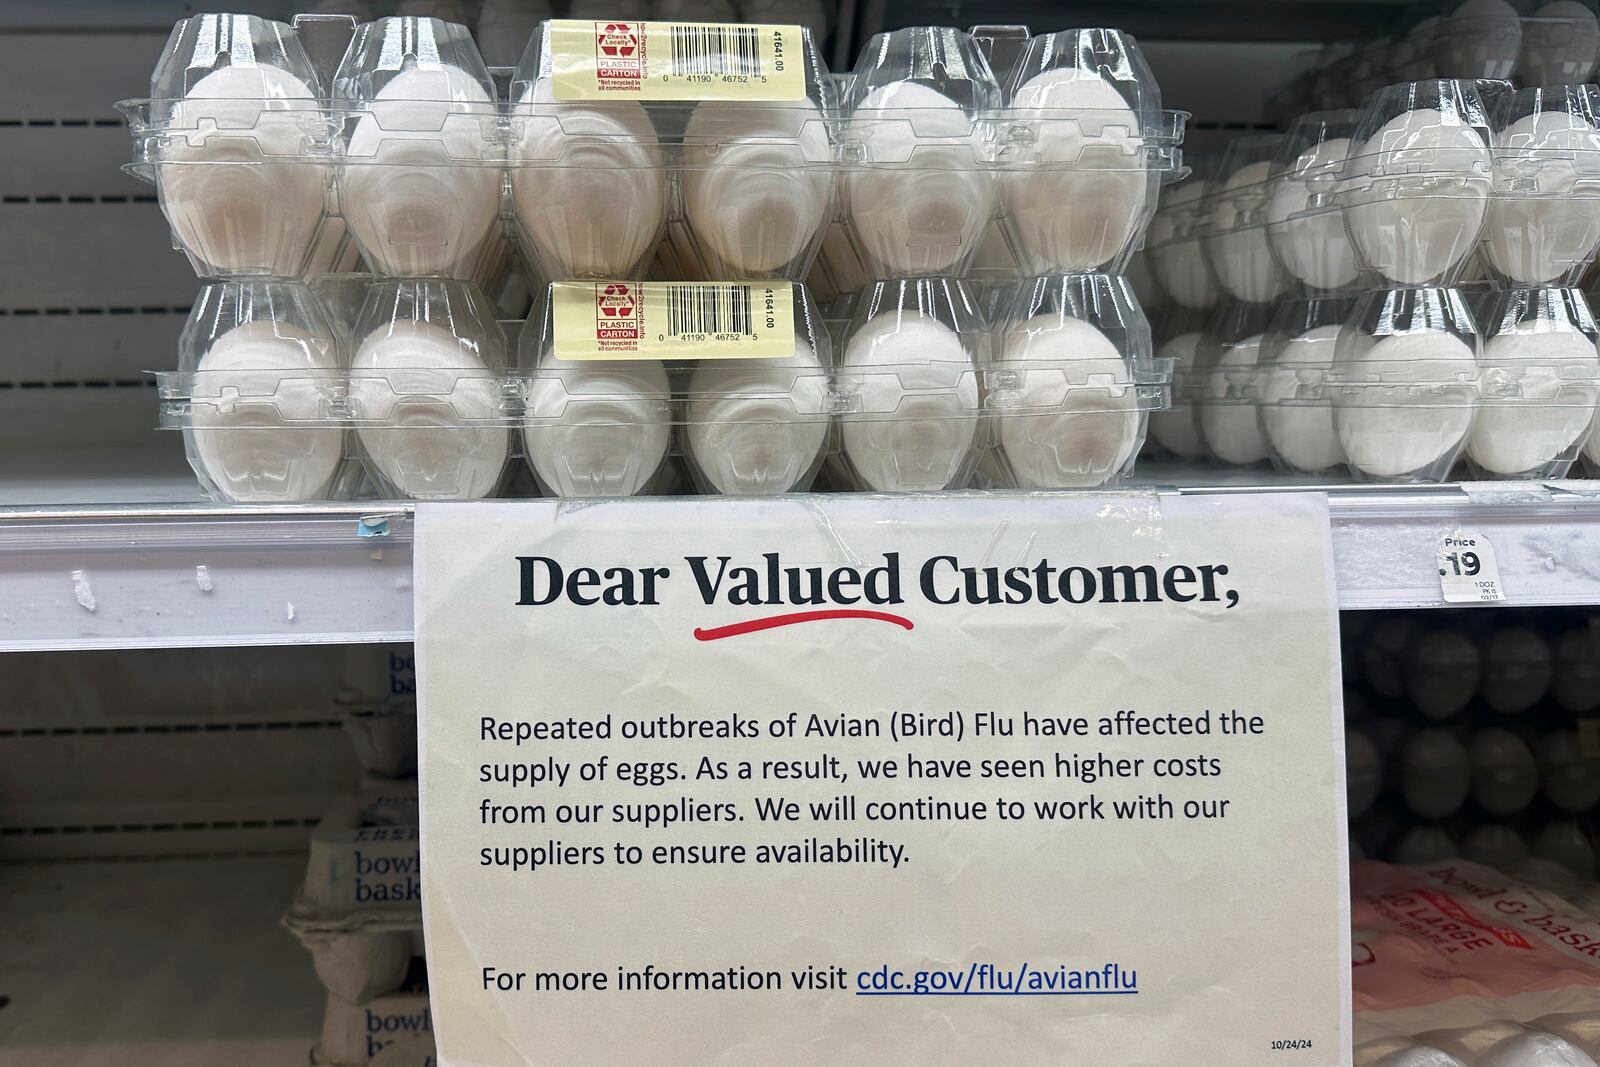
(1144, 74, 1600, 484)
(1342, 612, 1600, 903)
(816, 26, 1187, 492)
(287, 697, 433, 1065)
(131, 14, 1189, 502)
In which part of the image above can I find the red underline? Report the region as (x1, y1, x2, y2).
(693, 609, 916, 641)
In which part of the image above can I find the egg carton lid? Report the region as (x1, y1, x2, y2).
(286, 785, 421, 934)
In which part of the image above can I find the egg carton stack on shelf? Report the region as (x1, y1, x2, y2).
(287, 697, 435, 1066)
(1342, 609, 1600, 1067)
(129, 13, 1188, 503)
(1141, 73, 1600, 484)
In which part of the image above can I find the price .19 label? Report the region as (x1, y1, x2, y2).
(1437, 532, 1505, 604)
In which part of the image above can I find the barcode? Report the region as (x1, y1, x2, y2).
(668, 25, 764, 79)
(666, 285, 754, 338)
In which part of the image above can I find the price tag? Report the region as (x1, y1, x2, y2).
(1437, 531, 1506, 603)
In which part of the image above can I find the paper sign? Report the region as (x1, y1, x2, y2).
(550, 281, 796, 361)
(548, 19, 807, 102)
(415, 493, 1350, 1066)
(1437, 530, 1506, 603)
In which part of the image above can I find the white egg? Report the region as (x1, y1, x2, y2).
(845, 82, 998, 276)
(1471, 727, 1540, 815)
(1200, 333, 1269, 466)
(1261, 324, 1347, 472)
(351, 320, 509, 500)
(1148, 331, 1207, 458)
(1267, 137, 1358, 291)
(1483, 1032, 1600, 1067)
(160, 64, 330, 276)
(1542, 729, 1600, 812)
(1463, 824, 1531, 870)
(191, 321, 344, 502)
(1000, 68, 1148, 273)
(1471, 325, 1597, 479)
(1486, 113, 1600, 287)
(1366, 616, 1420, 698)
(1519, 1, 1600, 86)
(1402, 727, 1472, 819)
(1147, 181, 1220, 309)
(686, 340, 831, 495)
(1394, 825, 1461, 864)
(1336, 330, 1478, 480)
(1346, 726, 1383, 816)
(509, 77, 665, 278)
(1408, 629, 1481, 719)
(525, 359, 670, 498)
(1482, 627, 1555, 714)
(1207, 162, 1291, 303)
(1536, 819, 1599, 877)
(839, 313, 979, 491)
(1343, 110, 1491, 285)
(343, 66, 503, 278)
(682, 100, 833, 276)
(995, 314, 1140, 487)
(1553, 629, 1600, 712)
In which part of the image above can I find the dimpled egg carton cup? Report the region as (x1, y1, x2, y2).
(519, 281, 834, 497)
(834, 277, 989, 491)
(1485, 85, 1600, 289)
(347, 277, 514, 500)
(1145, 304, 1211, 461)
(986, 273, 1168, 488)
(1268, 110, 1365, 294)
(121, 14, 338, 279)
(1520, 0, 1600, 85)
(1202, 135, 1298, 305)
(158, 279, 354, 503)
(1337, 79, 1495, 288)
(1194, 302, 1278, 467)
(1258, 293, 1357, 474)
(991, 29, 1186, 277)
(333, 17, 506, 280)
(1145, 175, 1222, 310)
(1468, 286, 1600, 478)
(839, 27, 1002, 279)
(1331, 285, 1482, 482)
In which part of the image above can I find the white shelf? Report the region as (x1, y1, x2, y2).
(0, 855, 322, 1067)
(2, 479, 1599, 650)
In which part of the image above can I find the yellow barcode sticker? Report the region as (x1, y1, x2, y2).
(551, 281, 796, 360)
(548, 20, 806, 102)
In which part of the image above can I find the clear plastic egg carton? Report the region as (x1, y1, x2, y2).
(1469, 285, 1600, 479)
(1264, 110, 1365, 296)
(1334, 79, 1496, 289)
(984, 273, 1170, 488)
(1328, 286, 1483, 483)
(1144, 174, 1223, 312)
(1257, 293, 1357, 475)
(835, 25, 1185, 281)
(1192, 302, 1278, 468)
(119, 13, 346, 280)
(1198, 135, 1300, 306)
(314, 963, 433, 1067)
(285, 785, 423, 1006)
(1143, 304, 1211, 461)
(1484, 85, 1600, 290)
(159, 277, 520, 502)
(505, 18, 838, 284)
